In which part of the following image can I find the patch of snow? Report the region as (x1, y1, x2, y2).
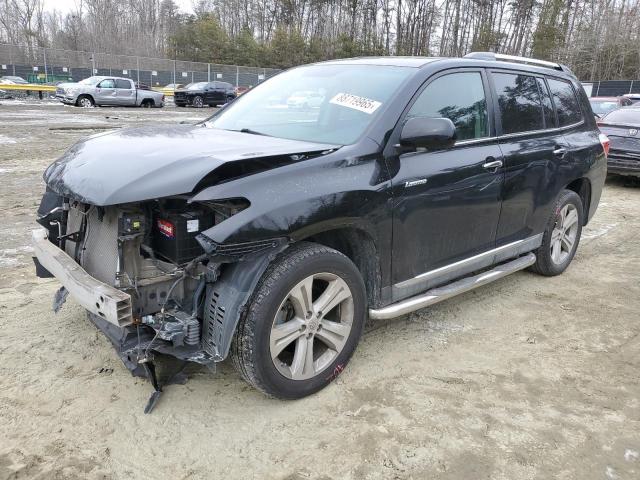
(624, 449, 639, 462)
(582, 223, 617, 241)
(0, 135, 17, 144)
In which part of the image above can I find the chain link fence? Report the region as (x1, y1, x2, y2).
(0, 43, 281, 88)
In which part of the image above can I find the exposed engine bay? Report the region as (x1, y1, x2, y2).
(35, 191, 272, 412)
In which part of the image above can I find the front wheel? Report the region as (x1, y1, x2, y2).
(231, 243, 366, 399)
(76, 95, 94, 108)
(192, 95, 204, 108)
(531, 189, 583, 276)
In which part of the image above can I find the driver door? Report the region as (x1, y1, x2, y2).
(385, 69, 505, 301)
(96, 78, 117, 105)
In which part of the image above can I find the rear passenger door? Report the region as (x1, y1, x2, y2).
(491, 71, 570, 246)
(115, 79, 135, 105)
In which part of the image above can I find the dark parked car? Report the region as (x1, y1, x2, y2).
(174, 81, 236, 107)
(598, 106, 640, 176)
(589, 96, 633, 118)
(32, 53, 607, 410)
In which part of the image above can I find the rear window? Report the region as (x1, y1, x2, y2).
(601, 108, 640, 126)
(547, 78, 583, 126)
(493, 72, 545, 134)
(115, 79, 131, 89)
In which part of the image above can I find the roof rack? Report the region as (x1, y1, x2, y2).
(464, 52, 574, 75)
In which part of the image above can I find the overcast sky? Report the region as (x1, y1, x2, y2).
(43, 0, 194, 14)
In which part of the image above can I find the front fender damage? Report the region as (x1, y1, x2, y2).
(200, 238, 289, 360)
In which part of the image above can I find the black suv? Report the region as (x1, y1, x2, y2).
(174, 81, 236, 107)
(33, 53, 607, 408)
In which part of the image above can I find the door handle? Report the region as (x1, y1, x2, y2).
(482, 159, 503, 170)
(553, 147, 567, 158)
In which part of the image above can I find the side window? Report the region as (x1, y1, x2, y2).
(547, 78, 583, 126)
(493, 72, 544, 134)
(98, 79, 115, 89)
(407, 71, 489, 141)
(115, 79, 131, 89)
(536, 78, 556, 128)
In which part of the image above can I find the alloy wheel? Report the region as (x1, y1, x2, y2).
(270, 272, 354, 380)
(550, 204, 579, 264)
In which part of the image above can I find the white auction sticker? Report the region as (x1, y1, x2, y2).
(329, 93, 381, 114)
(186, 219, 199, 233)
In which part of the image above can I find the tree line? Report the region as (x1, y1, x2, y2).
(1, 0, 639, 81)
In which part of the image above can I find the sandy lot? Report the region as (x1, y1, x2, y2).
(0, 102, 639, 480)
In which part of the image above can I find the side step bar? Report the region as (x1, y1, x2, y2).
(369, 253, 536, 320)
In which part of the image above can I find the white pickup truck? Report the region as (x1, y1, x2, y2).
(55, 76, 164, 108)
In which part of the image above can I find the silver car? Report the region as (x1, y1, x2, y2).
(55, 76, 164, 108)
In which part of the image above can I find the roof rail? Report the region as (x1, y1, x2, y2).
(464, 52, 574, 75)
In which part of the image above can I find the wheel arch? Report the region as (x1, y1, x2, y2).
(76, 94, 94, 106)
(300, 226, 382, 309)
(565, 177, 591, 225)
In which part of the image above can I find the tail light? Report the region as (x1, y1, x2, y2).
(599, 133, 610, 157)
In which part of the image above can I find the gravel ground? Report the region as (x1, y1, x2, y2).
(0, 101, 639, 480)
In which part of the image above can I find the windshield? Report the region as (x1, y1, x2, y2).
(79, 77, 101, 86)
(590, 100, 619, 115)
(205, 64, 414, 145)
(186, 82, 207, 90)
(601, 108, 640, 126)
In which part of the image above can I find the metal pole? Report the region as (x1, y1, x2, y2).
(173, 60, 176, 86)
(630, 81, 634, 94)
(136, 57, 140, 84)
(43, 47, 48, 82)
(236, 66, 239, 88)
(208, 63, 210, 82)
(91, 53, 95, 74)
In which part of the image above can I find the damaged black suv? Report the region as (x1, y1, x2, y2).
(33, 53, 607, 406)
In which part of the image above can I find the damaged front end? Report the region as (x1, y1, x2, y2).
(33, 192, 287, 412)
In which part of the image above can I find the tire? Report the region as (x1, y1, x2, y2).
(76, 95, 94, 108)
(531, 189, 583, 276)
(192, 95, 204, 108)
(141, 99, 153, 108)
(231, 242, 366, 399)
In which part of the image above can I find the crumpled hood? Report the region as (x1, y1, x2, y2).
(44, 124, 337, 205)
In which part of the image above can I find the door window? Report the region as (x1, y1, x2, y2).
(536, 78, 556, 128)
(547, 78, 583, 126)
(98, 79, 115, 89)
(115, 79, 131, 89)
(407, 72, 489, 141)
(493, 73, 544, 134)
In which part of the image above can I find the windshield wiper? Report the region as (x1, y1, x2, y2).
(238, 128, 270, 136)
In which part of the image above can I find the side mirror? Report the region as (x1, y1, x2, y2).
(399, 117, 456, 151)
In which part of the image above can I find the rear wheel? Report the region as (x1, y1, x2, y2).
(531, 189, 583, 276)
(192, 95, 204, 108)
(231, 243, 366, 399)
(141, 99, 153, 108)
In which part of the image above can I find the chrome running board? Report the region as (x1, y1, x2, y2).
(369, 253, 536, 320)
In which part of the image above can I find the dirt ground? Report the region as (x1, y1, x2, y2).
(0, 101, 639, 480)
